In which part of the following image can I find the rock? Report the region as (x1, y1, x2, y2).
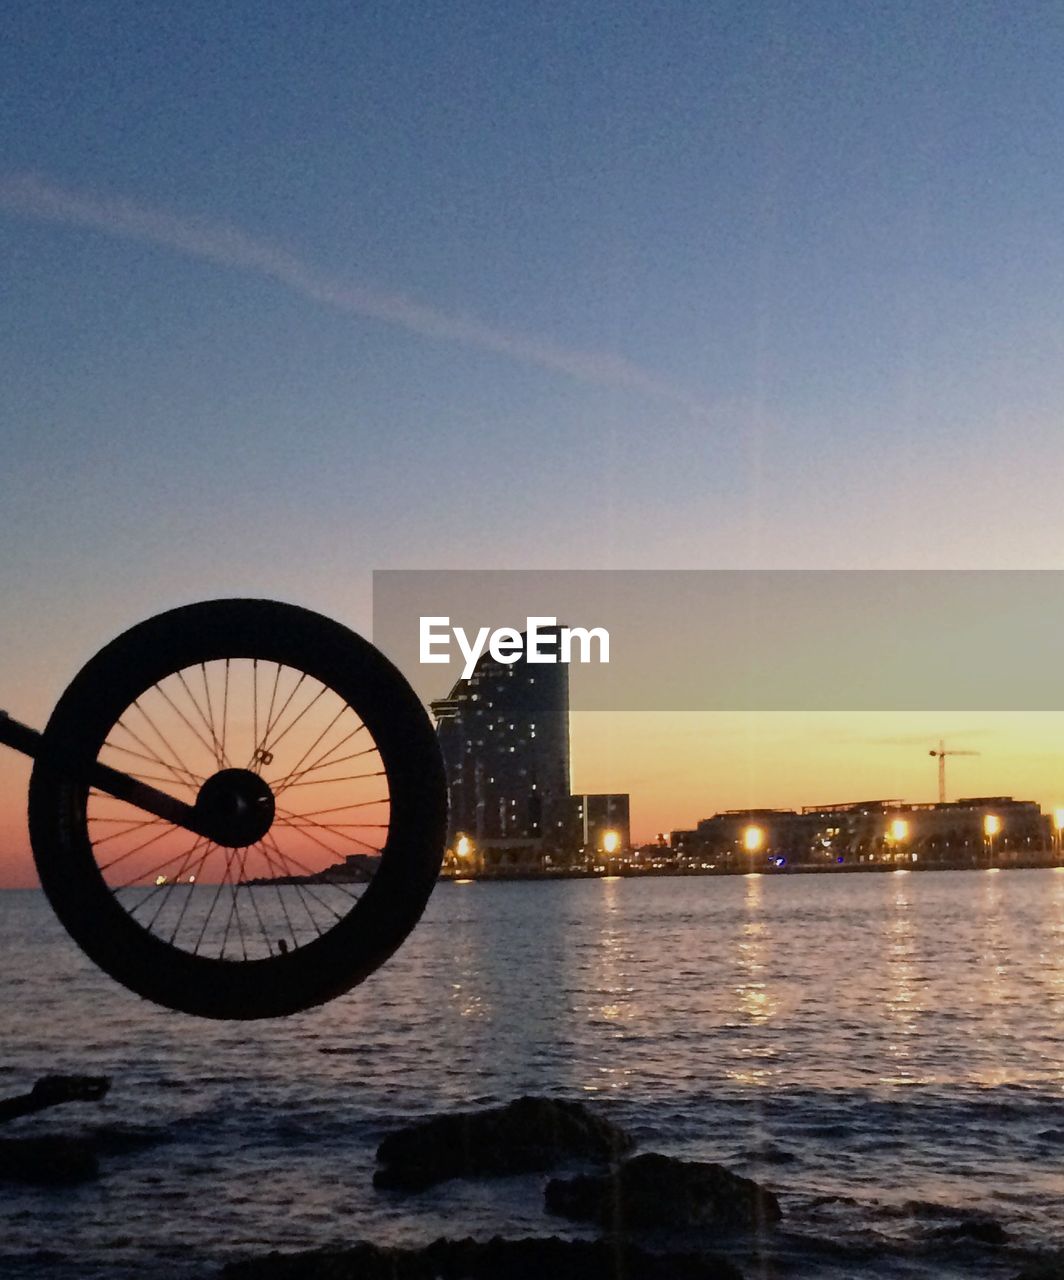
(930, 1218, 1009, 1246)
(736, 1144, 796, 1165)
(0, 1136, 99, 1185)
(1013, 1254, 1064, 1280)
(89, 1124, 172, 1156)
(374, 1096, 633, 1191)
(545, 1152, 781, 1232)
(221, 1234, 744, 1279)
(0, 1075, 111, 1126)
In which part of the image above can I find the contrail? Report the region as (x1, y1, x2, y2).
(0, 172, 706, 414)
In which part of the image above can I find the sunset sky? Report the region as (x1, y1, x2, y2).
(4, 3, 1064, 884)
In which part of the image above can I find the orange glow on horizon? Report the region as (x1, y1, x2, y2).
(6, 708, 1064, 886)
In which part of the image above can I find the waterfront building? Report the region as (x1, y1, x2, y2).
(432, 627, 571, 868)
(568, 793, 631, 862)
(681, 797, 1047, 868)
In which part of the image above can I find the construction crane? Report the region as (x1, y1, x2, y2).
(928, 739, 980, 804)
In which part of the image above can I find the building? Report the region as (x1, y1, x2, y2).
(676, 797, 1047, 869)
(432, 627, 571, 868)
(569, 793, 631, 862)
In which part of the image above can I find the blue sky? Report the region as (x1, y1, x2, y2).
(3, 2, 1064, 865)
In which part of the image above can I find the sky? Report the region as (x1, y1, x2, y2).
(3, 2, 1064, 883)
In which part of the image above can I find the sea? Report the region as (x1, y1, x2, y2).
(0, 868, 1060, 1279)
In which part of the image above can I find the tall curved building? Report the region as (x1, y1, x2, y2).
(431, 627, 570, 863)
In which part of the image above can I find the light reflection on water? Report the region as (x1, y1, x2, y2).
(0, 869, 1061, 1279)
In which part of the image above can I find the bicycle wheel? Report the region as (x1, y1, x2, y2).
(28, 599, 447, 1019)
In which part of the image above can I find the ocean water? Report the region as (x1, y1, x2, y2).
(0, 869, 1060, 1278)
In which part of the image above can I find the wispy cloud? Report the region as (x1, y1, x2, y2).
(0, 172, 706, 414)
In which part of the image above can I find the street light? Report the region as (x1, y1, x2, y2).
(983, 813, 1000, 865)
(886, 817, 910, 864)
(743, 825, 764, 854)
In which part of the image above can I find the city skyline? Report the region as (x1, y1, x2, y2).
(6, 4, 1064, 883)
(6, 691, 1064, 886)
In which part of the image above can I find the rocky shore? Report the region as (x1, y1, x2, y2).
(0, 1074, 169, 1187)
(219, 1095, 1061, 1280)
(3, 1084, 1060, 1278)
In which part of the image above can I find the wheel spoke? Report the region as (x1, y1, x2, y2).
(260, 682, 328, 759)
(153, 680, 225, 771)
(274, 805, 383, 855)
(132, 836, 209, 922)
(193, 847, 238, 956)
(251, 841, 299, 950)
(290, 795, 388, 819)
(280, 762, 384, 793)
(97, 823, 178, 874)
(251, 663, 284, 772)
(267, 702, 350, 796)
(252, 660, 260, 774)
(221, 659, 230, 766)
(112, 835, 205, 892)
(271, 814, 348, 860)
(129, 698, 200, 789)
(99, 739, 200, 789)
(268, 721, 368, 788)
(174, 669, 226, 767)
(167, 842, 218, 944)
(108, 721, 201, 789)
(239, 863, 274, 957)
(281, 761, 382, 788)
(258, 836, 334, 933)
(253, 670, 306, 765)
(199, 662, 228, 768)
(88, 816, 168, 846)
(258, 829, 362, 903)
(220, 852, 248, 961)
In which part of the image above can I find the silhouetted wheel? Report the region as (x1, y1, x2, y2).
(28, 599, 447, 1019)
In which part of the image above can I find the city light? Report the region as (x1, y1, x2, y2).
(983, 814, 1001, 838)
(889, 819, 909, 842)
(601, 829, 621, 855)
(1054, 808, 1064, 832)
(456, 835, 474, 859)
(743, 825, 764, 853)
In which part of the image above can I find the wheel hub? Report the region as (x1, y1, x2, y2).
(194, 768, 275, 847)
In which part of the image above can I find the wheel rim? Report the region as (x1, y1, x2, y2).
(29, 600, 447, 1018)
(86, 656, 391, 962)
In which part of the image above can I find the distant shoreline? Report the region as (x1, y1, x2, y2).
(1, 859, 1060, 893)
(439, 856, 1063, 883)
